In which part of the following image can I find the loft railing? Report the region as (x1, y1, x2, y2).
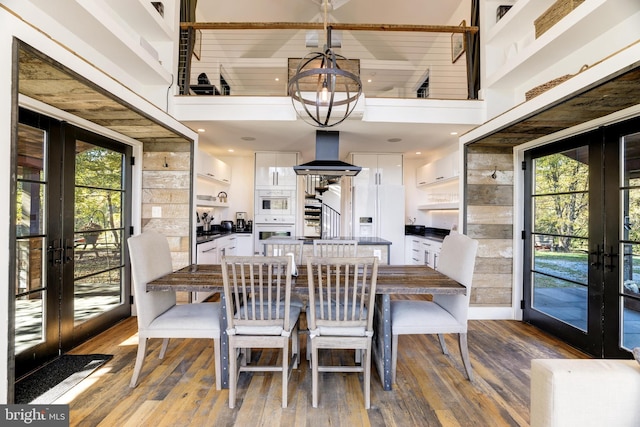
(178, 22, 479, 100)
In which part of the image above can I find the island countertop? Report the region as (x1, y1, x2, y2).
(280, 236, 391, 245)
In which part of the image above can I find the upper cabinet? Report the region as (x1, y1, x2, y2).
(196, 150, 231, 184)
(351, 154, 403, 187)
(417, 152, 459, 187)
(255, 152, 298, 189)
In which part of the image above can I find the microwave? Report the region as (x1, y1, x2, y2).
(256, 189, 296, 218)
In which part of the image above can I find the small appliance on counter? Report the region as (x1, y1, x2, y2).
(236, 212, 247, 231)
(220, 220, 233, 232)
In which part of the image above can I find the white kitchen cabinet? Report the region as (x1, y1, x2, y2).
(234, 234, 253, 256)
(217, 235, 238, 257)
(194, 238, 220, 302)
(405, 236, 425, 265)
(417, 151, 458, 187)
(196, 239, 219, 264)
(421, 238, 443, 269)
(351, 153, 403, 187)
(197, 150, 231, 184)
(416, 162, 435, 186)
(255, 152, 298, 189)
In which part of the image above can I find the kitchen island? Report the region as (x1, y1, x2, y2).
(269, 236, 392, 264)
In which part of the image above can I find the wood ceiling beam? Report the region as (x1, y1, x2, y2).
(181, 22, 478, 34)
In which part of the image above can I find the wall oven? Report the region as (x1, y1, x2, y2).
(255, 189, 295, 219)
(254, 222, 296, 255)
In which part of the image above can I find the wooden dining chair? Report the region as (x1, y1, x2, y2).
(312, 239, 358, 257)
(127, 231, 222, 390)
(305, 256, 379, 409)
(390, 232, 478, 383)
(263, 238, 305, 308)
(264, 238, 304, 265)
(221, 255, 301, 408)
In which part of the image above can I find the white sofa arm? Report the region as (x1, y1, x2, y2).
(531, 359, 640, 427)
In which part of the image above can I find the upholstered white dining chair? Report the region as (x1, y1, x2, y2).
(312, 239, 358, 257)
(390, 232, 478, 383)
(221, 255, 301, 408)
(305, 256, 379, 409)
(127, 231, 222, 389)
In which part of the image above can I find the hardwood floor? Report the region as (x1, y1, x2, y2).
(57, 314, 588, 426)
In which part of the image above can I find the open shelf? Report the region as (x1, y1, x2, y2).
(418, 203, 459, 211)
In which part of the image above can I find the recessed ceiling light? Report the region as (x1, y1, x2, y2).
(450, 132, 458, 135)
(197, 128, 205, 133)
(367, 79, 372, 83)
(241, 136, 256, 141)
(415, 151, 422, 155)
(228, 149, 234, 152)
(275, 77, 279, 81)
(387, 138, 402, 143)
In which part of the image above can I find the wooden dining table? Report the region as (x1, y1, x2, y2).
(147, 263, 465, 391)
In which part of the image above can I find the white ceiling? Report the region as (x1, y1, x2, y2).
(187, 0, 475, 162)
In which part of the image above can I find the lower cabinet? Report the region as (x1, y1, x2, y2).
(218, 235, 236, 257)
(404, 236, 443, 268)
(197, 239, 219, 264)
(194, 239, 220, 302)
(421, 239, 443, 269)
(235, 234, 253, 256)
(405, 236, 424, 265)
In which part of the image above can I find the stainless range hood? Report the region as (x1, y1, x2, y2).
(294, 130, 361, 176)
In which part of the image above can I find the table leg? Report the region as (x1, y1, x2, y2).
(219, 293, 229, 389)
(372, 294, 392, 390)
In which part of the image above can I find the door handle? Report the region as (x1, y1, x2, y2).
(603, 246, 617, 272)
(589, 244, 602, 268)
(47, 239, 64, 265)
(63, 238, 74, 263)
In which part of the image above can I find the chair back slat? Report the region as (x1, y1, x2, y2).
(222, 256, 293, 332)
(264, 239, 304, 264)
(312, 239, 358, 257)
(306, 256, 378, 332)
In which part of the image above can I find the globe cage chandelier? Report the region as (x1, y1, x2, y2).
(288, 22, 363, 127)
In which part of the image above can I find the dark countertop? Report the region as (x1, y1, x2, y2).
(196, 230, 252, 244)
(269, 236, 392, 245)
(404, 225, 450, 242)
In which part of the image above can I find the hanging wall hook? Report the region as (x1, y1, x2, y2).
(491, 167, 497, 179)
(163, 156, 169, 168)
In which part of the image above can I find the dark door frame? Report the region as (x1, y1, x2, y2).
(13, 108, 133, 379)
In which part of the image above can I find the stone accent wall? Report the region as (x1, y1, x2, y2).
(465, 145, 514, 307)
(141, 139, 193, 269)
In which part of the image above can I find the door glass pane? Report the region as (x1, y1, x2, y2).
(621, 132, 640, 350)
(15, 124, 47, 352)
(15, 291, 45, 354)
(531, 147, 589, 331)
(74, 141, 125, 325)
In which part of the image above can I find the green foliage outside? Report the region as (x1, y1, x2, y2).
(533, 151, 588, 252)
(75, 144, 123, 248)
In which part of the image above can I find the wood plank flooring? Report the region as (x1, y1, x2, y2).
(56, 313, 588, 426)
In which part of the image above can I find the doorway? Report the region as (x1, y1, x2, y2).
(14, 108, 132, 378)
(523, 116, 640, 358)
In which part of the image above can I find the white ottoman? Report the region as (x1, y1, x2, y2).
(531, 359, 640, 427)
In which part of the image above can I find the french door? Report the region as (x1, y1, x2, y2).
(14, 109, 132, 377)
(523, 117, 640, 358)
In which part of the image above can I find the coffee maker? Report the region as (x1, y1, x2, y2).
(235, 212, 247, 231)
